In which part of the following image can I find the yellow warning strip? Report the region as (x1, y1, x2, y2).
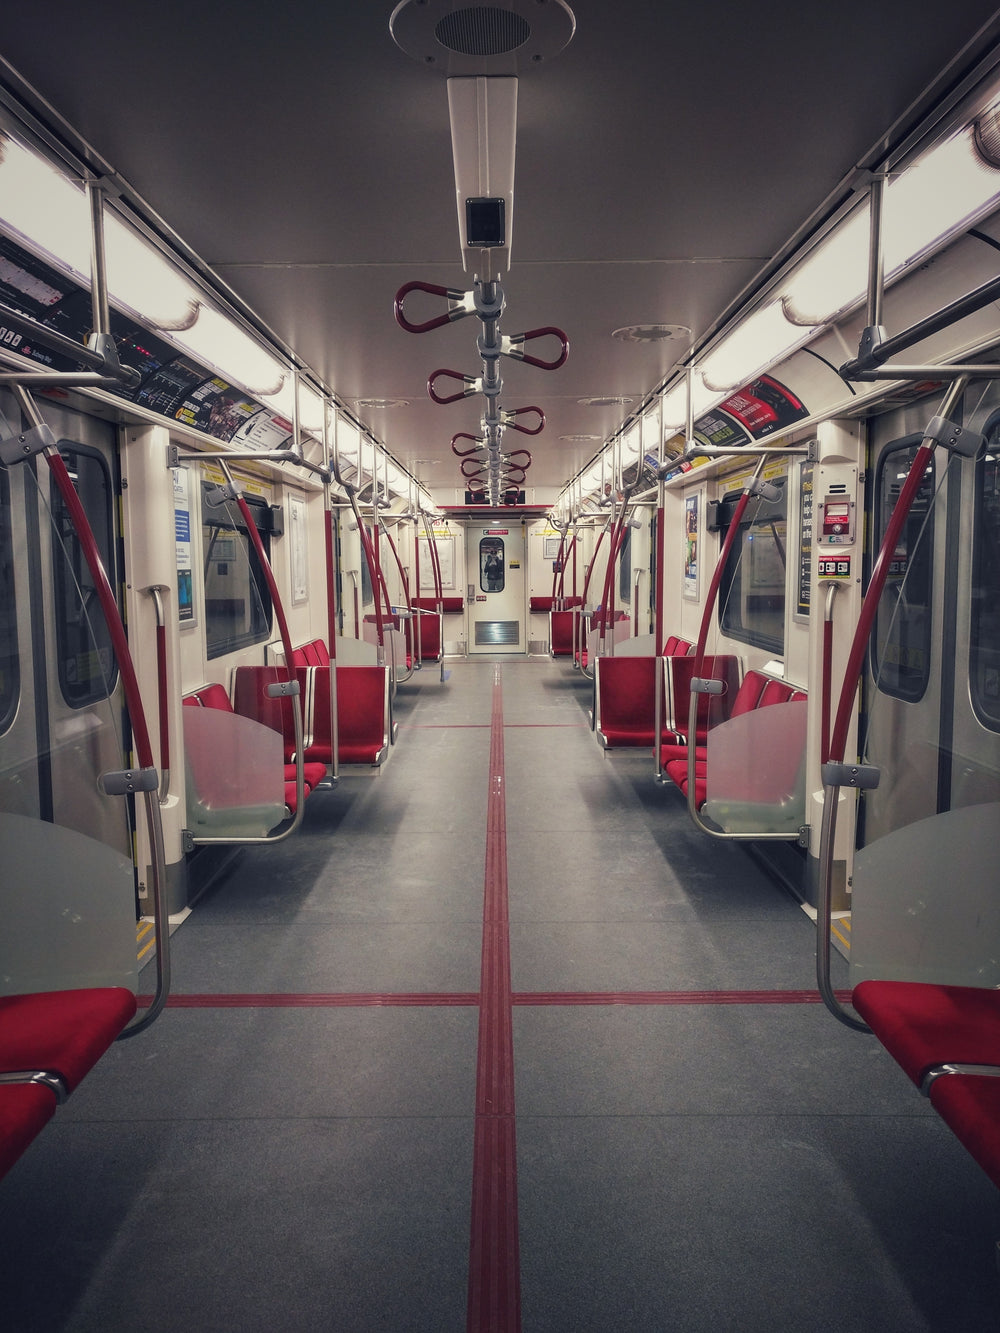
(830, 913, 851, 954)
(136, 919, 156, 964)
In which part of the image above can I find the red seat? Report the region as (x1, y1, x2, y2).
(852, 981, 1000, 1088)
(0, 988, 137, 1177)
(852, 980, 1000, 1190)
(549, 609, 577, 657)
(594, 656, 656, 748)
(929, 1076, 1000, 1190)
(412, 596, 464, 614)
(294, 665, 390, 767)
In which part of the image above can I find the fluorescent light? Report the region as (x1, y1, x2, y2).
(296, 382, 325, 435)
(700, 301, 817, 391)
(0, 134, 90, 276)
(883, 126, 1000, 273)
(782, 123, 1000, 325)
(780, 205, 869, 326)
(104, 217, 199, 329)
(177, 305, 286, 396)
(620, 424, 642, 457)
(660, 382, 688, 431)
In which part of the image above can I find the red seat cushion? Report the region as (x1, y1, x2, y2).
(852, 981, 1000, 1086)
(0, 989, 137, 1092)
(929, 1075, 1000, 1190)
(0, 1084, 57, 1177)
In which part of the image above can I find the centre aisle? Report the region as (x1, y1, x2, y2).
(1, 657, 998, 1333)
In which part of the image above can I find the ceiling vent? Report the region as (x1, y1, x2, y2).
(390, 0, 575, 76)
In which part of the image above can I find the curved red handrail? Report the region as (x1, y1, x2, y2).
(504, 448, 532, 468)
(236, 494, 295, 676)
(510, 326, 570, 371)
(429, 368, 479, 405)
(504, 406, 545, 436)
(461, 457, 488, 478)
(452, 433, 485, 458)
(45, 451, 156, 770)
(828, 438, 937, 764)
(394, 281, 470, 334)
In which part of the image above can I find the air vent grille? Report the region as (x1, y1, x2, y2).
(475, 620, 520, 646)
(435, 7, 530, 56)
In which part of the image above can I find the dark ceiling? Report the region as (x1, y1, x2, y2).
(3, 2, 1000, 498)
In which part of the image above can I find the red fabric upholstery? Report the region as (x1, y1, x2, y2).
(530, 595, 582, 613)
(852, 980, 1000, 1190)
(411, 611, 441, 661)
(852, 981, 1000, 1087)
(595, 656, 657, 748)
(929, 1076, 1000, 1190)
(190, 682, 233, 713)
(0, 988, 137, 1179)
(412, 596, 464, 613)
(0, 1085, 57, 1177)
(662, 635, 693, 657)
(293, 665, 389, 766)
(0, 989, 137, 1092)
(550, 610, 576, 657)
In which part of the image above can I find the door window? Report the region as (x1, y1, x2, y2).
(480, 538, 505, 593)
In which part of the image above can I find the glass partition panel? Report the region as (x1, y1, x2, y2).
(0, 442, 137, 995)
(703, 699, 806, 835)
(850, 433, 1000, 987)
(183, 706, 286, 839)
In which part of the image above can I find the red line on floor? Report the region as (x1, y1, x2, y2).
(137, 989, 853, 1009)
(513, 989, 854, 1006)
(467, 664, 521, 1333)
(138, 993, 480, 1008)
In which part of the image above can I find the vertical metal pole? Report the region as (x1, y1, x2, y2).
(86, 179, 110, 338)
(866, 173, 886, 333)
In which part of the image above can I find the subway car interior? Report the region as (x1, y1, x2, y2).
(4, 3, 1000, 1329)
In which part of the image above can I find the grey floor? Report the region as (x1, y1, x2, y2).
(2, 656, 999, 1331)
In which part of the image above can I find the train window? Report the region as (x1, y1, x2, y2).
(971, 427, 1000, 731)
(360, 536, 373, 607)
(50, 445, 119, 708)
(480, 538, 505, 593)
(0, 465, 18, 731)
(201, 484, 272, 659)
(718, 480, 787, 654)
(872, 439, 935, 703)
(618, 526, 632, 603)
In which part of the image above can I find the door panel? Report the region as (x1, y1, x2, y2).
(467, 525, 525, 654)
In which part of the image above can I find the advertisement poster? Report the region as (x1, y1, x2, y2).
(418, 534, 455, 590)
(288, 493, 308, 604)
(684, 491, 700, 598)
(173, 466, 194, 624)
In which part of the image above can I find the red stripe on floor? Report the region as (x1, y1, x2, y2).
(137, 993, 479, 1008)
(136, 990, 854, 1009)
(467, 665, 521, 1333)
(513, 989, 855, 1006)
